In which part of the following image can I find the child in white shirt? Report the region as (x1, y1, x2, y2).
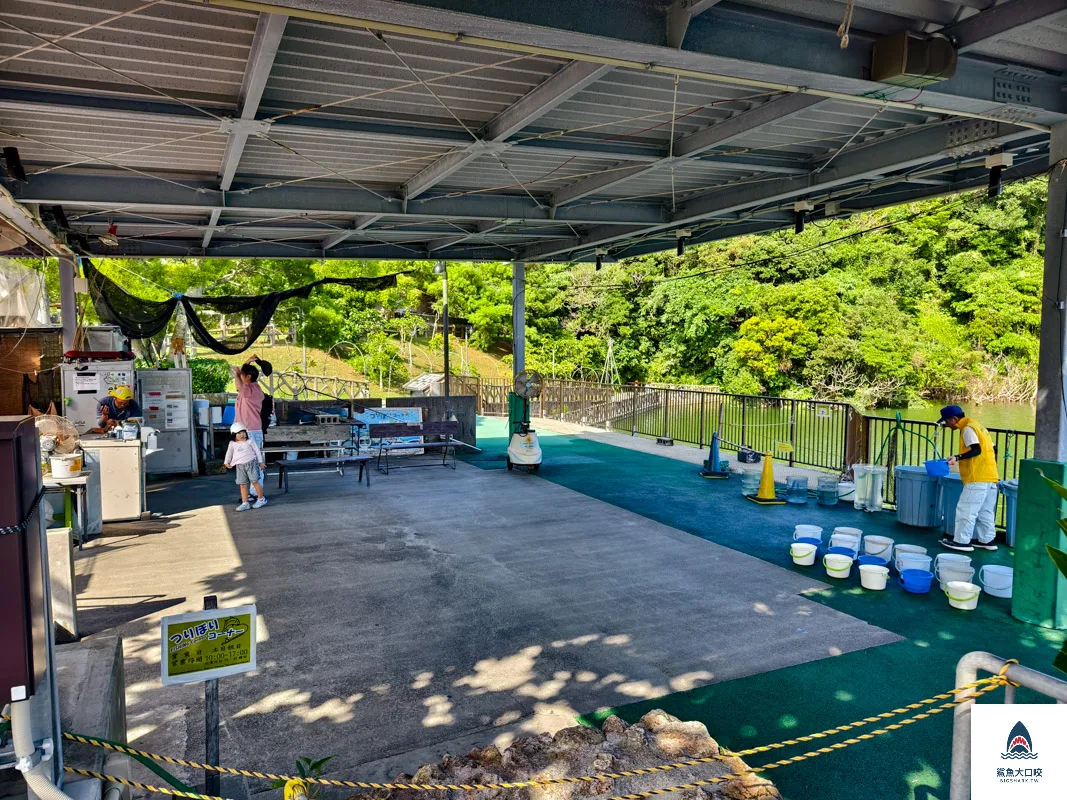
(225, 422, 267, 511)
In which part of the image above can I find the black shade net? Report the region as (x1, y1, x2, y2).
(82, 260, 403, 355)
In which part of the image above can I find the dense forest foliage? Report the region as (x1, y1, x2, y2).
(32, 177, 1046, 406)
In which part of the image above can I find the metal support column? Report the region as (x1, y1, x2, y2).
(1035, 123, 1067, 460)
(59, 256, 77, 352)
(511, 261, 525, 378)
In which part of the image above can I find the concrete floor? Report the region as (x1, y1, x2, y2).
(72, 456, 897, 794)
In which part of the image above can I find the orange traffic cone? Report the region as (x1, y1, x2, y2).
(746, 453, 784, 504)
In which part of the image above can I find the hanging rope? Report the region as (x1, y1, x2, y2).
(837, 0, 856, 49)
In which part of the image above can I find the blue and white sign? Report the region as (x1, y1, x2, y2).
(353, 407, 423, 455)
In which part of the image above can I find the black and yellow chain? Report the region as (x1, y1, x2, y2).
(50, 672, 1011, 800)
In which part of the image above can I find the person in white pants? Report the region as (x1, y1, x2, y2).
(937, 405, 999, 553)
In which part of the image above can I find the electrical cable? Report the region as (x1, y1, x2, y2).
(31, 131, 224, 177)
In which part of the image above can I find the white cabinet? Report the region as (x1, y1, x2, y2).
(81, 439, 145, 522)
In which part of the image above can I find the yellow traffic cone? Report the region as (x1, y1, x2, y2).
(747, 453, 784, 504)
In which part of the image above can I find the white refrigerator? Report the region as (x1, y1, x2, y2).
(137, 368, 197, 475)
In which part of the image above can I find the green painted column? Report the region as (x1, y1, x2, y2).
(1012, 459, 1067, 629)
(508, 391, 526, 437)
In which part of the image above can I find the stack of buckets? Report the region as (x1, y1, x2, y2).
(786, 525, 1004, 609)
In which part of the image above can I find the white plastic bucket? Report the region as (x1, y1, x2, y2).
(49, 453, 81, 478)
(833, 526, 864, 538)
(979, 565, 1014, 598)
(945, 580, 981, 610)
(210, 406, 223, 423)
(823, 553, 854, 579)
(837, 481, 856, 500)
(790, 542, 818, 566)
(893, 544, 927, 571)
(938, 565, 975, 591)
(829, 532, 861, 553)
(897, 552, 933, 573)
(793, 524, 824, 541)
(862, 535, 895, 559)
(935, 553, 973, 587)
(859, 564, 889, 591)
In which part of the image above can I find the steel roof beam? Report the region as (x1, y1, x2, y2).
(520, 121, 1036, 260)
(426, 220, 507, 252)
(401, 61, 613, 201)
(204, 11, 288, 248)
(321, 214, 382, 250)
(551, 93, 824, 207)
(236, 0, 1067, 123)
(666, 0, 723, 49)
(940, 0, 1067, 52)
(0, 88, 808, 176)
(15, 173, 669, 226)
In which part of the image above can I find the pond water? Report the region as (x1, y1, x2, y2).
(870, 403, 1034, 432)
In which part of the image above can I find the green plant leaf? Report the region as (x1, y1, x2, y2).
(1058, 518, 1067, 537)
(1038, 470, 1067, 503)
(297, 761, 307, 778)
(1047, 545, 1067, 580)
(309, 757, 334, 773)
(269, 780, 285, 790)
(1055, 641, 1067, 676)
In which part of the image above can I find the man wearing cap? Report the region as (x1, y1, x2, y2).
(938, 405, 999, 553)
(94, 385, 141, 432)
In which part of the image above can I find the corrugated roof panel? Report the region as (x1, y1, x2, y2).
(0, 108, 226, 173)
(0, 0, 258, 105)
(234, 130, 453, 184)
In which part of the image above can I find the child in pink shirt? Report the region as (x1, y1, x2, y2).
(225, 422, 267, 511)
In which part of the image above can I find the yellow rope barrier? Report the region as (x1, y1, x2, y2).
(50, 675, 1009, 799)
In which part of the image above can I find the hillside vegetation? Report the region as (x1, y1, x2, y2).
(38, 177, 1046, 405)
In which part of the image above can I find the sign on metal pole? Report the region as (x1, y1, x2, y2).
(160, 603, 257, 686)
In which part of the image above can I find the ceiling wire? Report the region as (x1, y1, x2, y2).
(31, 130, 223, 176)
(266, 54, 532, 122)
(254, 133, 397, 201)
(669, 75, 679, 212)
(0, 127, 213, 194)
(814, 103, 885, 174)
(0, 18, 225, 123)
(0, 0, 165, 67)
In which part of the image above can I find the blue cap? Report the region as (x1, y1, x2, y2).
(938, 405, 965, 424)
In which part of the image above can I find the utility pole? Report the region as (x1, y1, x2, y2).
(434, 262, 452, 419)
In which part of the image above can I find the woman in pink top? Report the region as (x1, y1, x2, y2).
(233, 355, 266, 483)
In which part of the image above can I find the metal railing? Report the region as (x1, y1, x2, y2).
(480, 380, 856, 472)
(950, 652, 1067, 800)
(266, 371, 371, 401)
(477, 379, 1036, 491)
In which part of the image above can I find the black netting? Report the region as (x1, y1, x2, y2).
(83, 260, 403, 355)
(84, 259, 179, 339)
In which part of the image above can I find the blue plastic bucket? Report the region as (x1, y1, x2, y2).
(795, 537, 821, 549)
(828, 545, 858, 557)
(924, 459, 950, 478)
(900, 568, 934, 594)
(857, 555, 889, 569)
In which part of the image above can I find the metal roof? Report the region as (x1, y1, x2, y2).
(0, 0, 1063, 262)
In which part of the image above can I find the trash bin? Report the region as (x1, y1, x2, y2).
(939, 472, 964, 538)
(853, 464, 888, 511)
(999, 478, 1019, 548)
(895, 465, 943, 527)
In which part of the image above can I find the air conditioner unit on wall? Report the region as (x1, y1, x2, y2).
(872, 31, 957, 88)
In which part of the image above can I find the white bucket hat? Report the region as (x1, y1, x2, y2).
(230, 422, 247, 434)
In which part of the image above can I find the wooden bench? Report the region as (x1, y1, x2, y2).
(276, 454, 372, 493)
(369, 421, 465, 474)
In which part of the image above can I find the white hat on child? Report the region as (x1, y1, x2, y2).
(230, 422, 247, 434)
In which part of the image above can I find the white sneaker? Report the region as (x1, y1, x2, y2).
(236, 502, 251, 512)
(252, 497, 268, 509)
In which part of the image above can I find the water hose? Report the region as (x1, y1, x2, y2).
(10, 700, 77, 800)
(872, 411, 943, 466)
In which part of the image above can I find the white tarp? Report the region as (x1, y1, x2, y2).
(0, 258, 51, 327)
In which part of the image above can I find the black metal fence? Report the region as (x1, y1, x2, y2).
(479, 379, 1035, 519)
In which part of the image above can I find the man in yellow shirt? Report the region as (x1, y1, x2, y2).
(938, 405, 999, 553)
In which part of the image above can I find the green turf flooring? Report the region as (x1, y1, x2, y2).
(465, 418, 1066, 800)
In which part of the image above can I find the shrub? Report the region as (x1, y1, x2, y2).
(189, 358, 231, 394)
